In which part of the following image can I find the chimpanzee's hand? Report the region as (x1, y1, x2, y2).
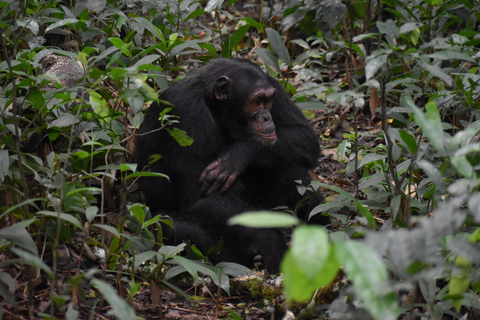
(199, 154, 239, 196)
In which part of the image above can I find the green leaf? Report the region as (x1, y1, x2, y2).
(143, 214, 166, 228)
(398, 129, 417, 154)
(109, 37, 131, 57)
(336, 241, 399, 320)
(205, 0, 223, 12)
(126, 171, 169, 180)
(451, 155, 473, 178)
(418, 59, 452, 86)
(91, 279, 136, 320)
(50, 113, 79, 128)
(85, 206, 98, 223)
(417, 160, 446, 193)
(133, 54, 161, 68)
(355, 201, 376, 229)
(377, 20, 399, 45)
(92, 224, 121, 238)
(290, 226, 330, 278)
(134, 17, 164, 41)
(158, 244, 186, 261)
(365, 54, 388, 81)
(0, 225, 38, 255)
(166, 128, 193, 146)
(11, 248, 53, 278)
(229, 211, 298, 228)
(65, 303, 80, 320)
(282, 245, 339, 301)
(0, 272, 16, 305)
(402, 95, 445, 152)
(37, 211, 84, 230)
(129, 204, 145, 225)
(0, 150, 9, 184)
(0, 198, 42, 220)
(170, 256, 200, 279)
(66, 187, 101, 197)
(266, 28, 290, 64)
(449, 255, 471, 312)
(45, 18, 78, 32)
(133, 251, 158, 270)
(254, 48, 281, 74)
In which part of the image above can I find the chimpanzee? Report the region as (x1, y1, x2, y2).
(135, 58, 329, 272)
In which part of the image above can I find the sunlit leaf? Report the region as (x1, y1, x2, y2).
(229, 211, 298, 228)
(336, 241, 399, 320)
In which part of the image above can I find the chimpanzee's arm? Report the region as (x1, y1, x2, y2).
(199, 141, 260, 196)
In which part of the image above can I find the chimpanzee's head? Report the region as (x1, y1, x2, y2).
(209, 60, 277, 146)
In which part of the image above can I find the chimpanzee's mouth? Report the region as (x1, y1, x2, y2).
(256, 132, 277, 144)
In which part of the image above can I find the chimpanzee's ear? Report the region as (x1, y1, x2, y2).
(213, 76, 232, 101)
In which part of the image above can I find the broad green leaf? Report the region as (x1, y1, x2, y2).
(229, 211, 298, 228)
(282, 245, 339, 301)
(133, 251, 158, 270)
(109, 37, 131, 57)
(418, 60, 452, 86)
(50, 113, 79, 128)
(86, 0, 106, 12)
(65, 303, 80, 320)
(377, 20, 399, 45)
(254, 48, 281, 74)
(120, 163, 137, 172)
(398, 129, 417, 154)
(315, 0, 346, 30)
(143, 214, 166, 228)
(205, 0, 223, 12)
(390, 194, 401, 221)
(166, 128, 193, 147)
(429, 50, 475, 63)
(290, 226, 330, 278)
(91, 279, 136, 320)
(357, 154, 387, 171)
(170, 256, 200, 279)
(45, 18, 78, 32)
(133, 54, 161, 68)
(449, 255, 471, 312)
(129, 204, 145, 225)
(452, 155, 473, 178)
(37, 211, 84, 230)
(134, 17, 164, 41)
(92, 224, 120, 238)
(158, 244, 186, 261)
(266, 28, 290, 64)
(0, 198, 42, 220)
(85, 206, 98, 223)
(365, 53, 388, 81)
(11, 248, 53, 277)
(227, 24, 250, 52)
(0, 150, 9, 183)
(399, 22, 422, 34)
(0, 225, 38, 255)
(0, 272, 16, 305)
(336, 241, 399, 320)
(89, 90, 109, 118)
(402, 95, 445, 151)
(355, 201, 376, 229)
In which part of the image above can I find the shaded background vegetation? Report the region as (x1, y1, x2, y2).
(0, 0, 480, 319)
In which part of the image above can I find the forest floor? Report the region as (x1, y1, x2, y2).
(3, 106, 376, 320)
